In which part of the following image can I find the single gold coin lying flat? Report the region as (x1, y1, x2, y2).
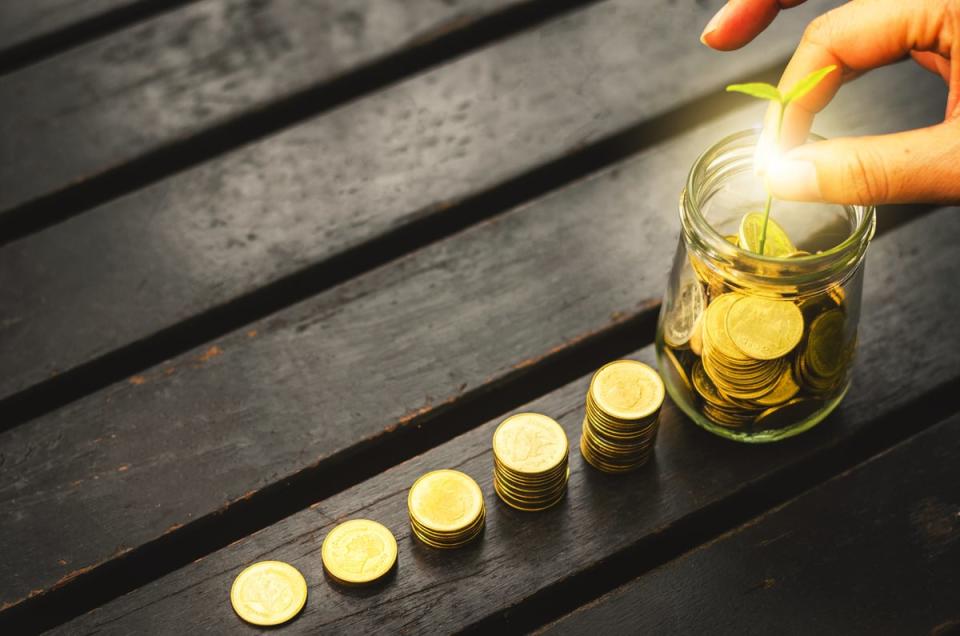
(590, 360, 664, 421)
(230, 561, 307, 626)
(321, 519, 397, 585)
(739, 212, 795, 257)
(725, 295, 804, 360)
(408, 469, 484, 534)
(493, 412, 568, 475)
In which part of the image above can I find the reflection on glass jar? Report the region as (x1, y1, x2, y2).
(656, 129, 875, 442)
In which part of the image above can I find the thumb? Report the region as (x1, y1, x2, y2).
(766, 122, 960, 205)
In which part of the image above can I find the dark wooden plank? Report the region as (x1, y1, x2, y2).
(539, 415, 960, 636)
(54, 206, 960, 634)
(0, 0, 853, 406)
(0, 0, 163, 60)
(0, 0, 553, 218)
(0, 61, 945, 619)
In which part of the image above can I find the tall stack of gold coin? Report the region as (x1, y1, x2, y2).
(693, 291, 805, 428)
(492, 412, 569, 511)
(581, 360, 665, 473)
(407, 469, 485, 548)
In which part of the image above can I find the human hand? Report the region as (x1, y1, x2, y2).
(701, 0, 960, 205)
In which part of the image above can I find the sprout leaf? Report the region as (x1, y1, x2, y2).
(783, 64, 838, 104)
(725, 82, 782, 102)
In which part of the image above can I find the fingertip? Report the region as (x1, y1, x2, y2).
(699, 3, 728, 48)
(700, 0, 780, 51)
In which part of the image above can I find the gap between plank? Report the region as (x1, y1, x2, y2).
(463, 381, 960, 635)
(0, 59, 799, 431)
(0, 0, 602, 244)
(0, 305, 658, 634)
(0, 206, 940, 633)
(0, 0, 202, 76)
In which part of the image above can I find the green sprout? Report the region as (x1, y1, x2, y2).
(726, 65, 837, 255)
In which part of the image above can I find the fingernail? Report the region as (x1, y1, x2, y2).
(700, 3, 728, 45)
(766, 155, 822, 201)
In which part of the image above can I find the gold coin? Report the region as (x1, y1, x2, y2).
(689, 313, 703, 356)
(230, 561, 307, 626)
(493, 412, 568, 475)
(589, 360, 664, 421)
(703, 293, 750, 361)
(738, 212, 795, 257)
(408, 469, 483, 535)
(807, 309, 846, 377)
(753, 367, 801, 407)
(725, 295, 803, 360)
(663, 274, 706, 349)
(321, 519, 397, 585)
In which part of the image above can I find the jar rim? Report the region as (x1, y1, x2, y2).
(682, 127, 876, 289)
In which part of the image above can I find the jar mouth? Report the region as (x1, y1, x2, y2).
(681, 127, 876, 292)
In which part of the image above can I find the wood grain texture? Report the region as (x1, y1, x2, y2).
(539, 415, 960, 636)
(0, 0, 531, 215)
(55, 206, 960, 634)
(0, 63, 946, 614)
(0, 0, 152, 56)
(0, 0, 845, 402)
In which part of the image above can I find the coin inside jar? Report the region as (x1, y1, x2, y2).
(725, 295, 804, 360)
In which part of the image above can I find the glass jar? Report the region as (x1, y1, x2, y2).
(656, 129, 876, 442)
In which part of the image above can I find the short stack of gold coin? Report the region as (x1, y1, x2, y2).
(581, 360, 664, 473)
(794, 306, 850, 396)
(408, 469, 485, 548)
(492, 412, 569, 511)
(695, 291, 804, 429)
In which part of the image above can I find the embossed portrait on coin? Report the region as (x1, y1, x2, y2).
(245, 573, 294, 614)
(341, 532, 385, 575)
(423, 476, 468, 524)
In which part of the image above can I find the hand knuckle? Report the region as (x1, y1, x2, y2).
(802, 10, 835, 45)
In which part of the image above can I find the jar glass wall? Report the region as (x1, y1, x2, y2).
(656, 129, 876, 442)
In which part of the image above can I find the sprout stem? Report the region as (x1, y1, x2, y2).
(758, 102, 785, 256)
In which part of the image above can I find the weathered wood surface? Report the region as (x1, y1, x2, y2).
(0, 0, 844, 404)
(0, 63, 945, 616)
(0, 0, 547, 218)
(0, 0, 155, 60)
(56, 206, 960, 634)
(539, 415, 960, 636)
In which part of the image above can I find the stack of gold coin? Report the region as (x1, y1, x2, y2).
(661, 211, 858, 434)
(492, 412, 569, 511)
(794, 307, 850, 396)
(581, 360, 664, 473)
(321, 519, 397, 586)
(408, 469, 485, 548)
(693, 292, 804, 427)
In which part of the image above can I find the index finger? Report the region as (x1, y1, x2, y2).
(768, 0, 951, 148)
(701, 0, 809, 51)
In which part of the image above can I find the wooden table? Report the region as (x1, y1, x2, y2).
(1, 1, 957, 633)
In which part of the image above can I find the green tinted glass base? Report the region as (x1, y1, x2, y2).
(656, 348, 849, 443)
